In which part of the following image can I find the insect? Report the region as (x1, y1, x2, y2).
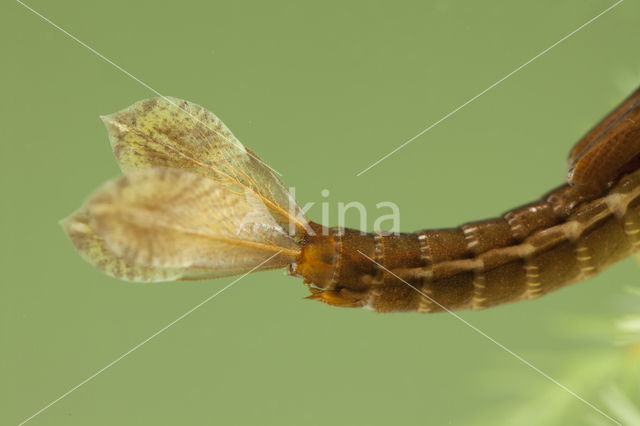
(61, 87, 640, 313)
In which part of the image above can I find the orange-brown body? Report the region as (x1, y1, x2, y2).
(291, 172, 640, 312)
(63, 88, 640, 315)
(292, 88, 640, 313)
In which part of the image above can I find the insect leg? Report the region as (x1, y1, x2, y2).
(305, 287, 368, 308)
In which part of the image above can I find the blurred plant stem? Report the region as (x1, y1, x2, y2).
(475, 285, 640, 426)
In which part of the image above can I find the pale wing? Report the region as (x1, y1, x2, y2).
(60, 208, 216, 282)
(101, 97, 308, 235)
(62, 167, 300, 282)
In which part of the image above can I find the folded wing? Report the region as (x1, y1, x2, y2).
(61, 168, 300, 282)
(101, 96, 308, 235)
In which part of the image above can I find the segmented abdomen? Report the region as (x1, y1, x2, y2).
(295, 168, 640, 313)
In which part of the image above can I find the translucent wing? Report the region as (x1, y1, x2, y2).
(60, 208, 217, 282)
(61, 168, 300, 282)
(101, 97, 308, 236)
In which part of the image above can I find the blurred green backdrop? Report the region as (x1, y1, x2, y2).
(3, 1, 640, 425)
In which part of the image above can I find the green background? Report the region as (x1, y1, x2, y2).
(4, 1, 640, 425)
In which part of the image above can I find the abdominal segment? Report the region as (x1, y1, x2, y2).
(295, 169, 640, 313)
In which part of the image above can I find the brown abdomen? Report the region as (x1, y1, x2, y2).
(292, 169, 640, 313)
